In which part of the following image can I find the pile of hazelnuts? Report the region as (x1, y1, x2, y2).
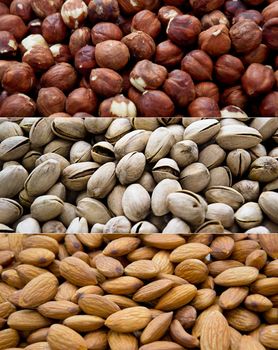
(0, 0, 277, 118)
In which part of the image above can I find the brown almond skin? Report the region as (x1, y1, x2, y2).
(140, 311, 173, 344)
(47, 324, 87, 350)
(170, 319, 199, 348)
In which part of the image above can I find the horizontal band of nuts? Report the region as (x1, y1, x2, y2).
(2, 117, 278, 233)
(0, 0, 278, 118)
(0, 233, 278, 349)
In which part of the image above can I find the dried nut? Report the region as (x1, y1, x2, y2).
(215, 54, 244, 84)
(162, 218, 190, 234)
(0, 136, 30, 161)
(170, 140, 199, 168)
(183, 119, 220, 145)
(88, 0, 120, 24)
(230, 19, 262, 53)
(0, 198, 23, 225)
(181, 49, 213, 81)
(99, 95, 137, 118)
(199, 24, 231, 56)
(91, 141, 115, 164)
(41, 62, 78, 92)
(242, 63, 275, 97)
(188, 97, 221, 118)
(87, 162, 116, 199)
(0, 31, 18, 56)
(61, 0, 88, 29)
(259, 191, 278, 224)
(105, 118, 132, 144)
(122, 31, 156, 61)
(199, 144, 226, 169)
(90, 68, 123, 97)
(62, 162, 100, 191)
(180, 162, 210, 193)
(95, 40, 129, 71)
(167, 15, 201, 46)
(31, 195, 64, 222)
(155, 40, 183, 67)
(232, 180, 260, 202)
(145, 127, 175, 163)
(66, 88, 98, 115)
(122, 184, 151, 222)
(51, 117, 86, 141)
(249, 156, 278, 182)
(91, 22, 123, 45)
(201, 10, 229, 29)
(152, 179, 182, 216)
(167, 190, 206, 226)
(205, 186, 245, 210)
(37, 88, 66, 117)
(76, 198, 111, 225)
(0, 165, 28, 198)
(29, 118, 55, 147)
(114, 130, 151, 159)
(226, 149, 251, 177)
(138, 90, 175, 118)
(206, 203, 234, 228)
(103, 216, 131, 234)
(131, 221, 159, 233)
(234, 202, 263, 229)
(116, 152, 146, 185)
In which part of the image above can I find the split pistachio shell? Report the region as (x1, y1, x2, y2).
(162, 218, 191, 234)
(207, 167, 232, 188)
(107, 185, 126, 217)
(116, 152, 146, 185)
(103, 216, 131, 234)
(205, 186, 245, 210)
(62, 162, 100, 191)
(35, 153, 70, 172)
(259, 191, 278, 224)
(206, 203, 234, 228)
(114, 130, 151, 159)
(183, 119, 220, 145)
(0, 121, 23, 141)
(76, 197, 111, 225)
(91, 141, 115, 164)
(51, 118, 86, 141)
(170, 140, 199, 168)
(131, 221, 159, 233)
(0, 165, 28, 198)
(145, 127, 175, 163)
(199, 144, 226, 170)
(87, 162, 116, 199)
(226, 149, 251, 177)
(30, 195, 64, 222)
(122, 184, 151, 222)
(180, 163, 210, 193)
(249, 156, 278, 182)
(16, 217, 41, 233)
(152, 158, 180, 183)
(235, 202, 263, 229)
(0, 136, 30, 161)
(232, 180, 260, 202)
(0, 198, 23, 225)
(70, 141, 92, 163)
(29, 118, 54, 147)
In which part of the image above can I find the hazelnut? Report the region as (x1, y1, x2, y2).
(158, 6, 182, 26)
(117, 0, 142, 15)
(117, 15, 132, 35)
(215, 54, 244, 85)
(88, 0, 120, 23)
(31, 0, 63, 18)
(199, 24, 231, 56)
(0, 3, 9, 16)
(224, 0, 247, 19)
(90, 68, 123, 97)
(189, 0, 225, 15)
(130, 60, 167, 92)
(181, 50, 213, 81)
(28, 19, 42, 35)
(188, 97, 221, 118)
(74, 45, 96, 75)
(259, 91, 278, 117)
(0, 31, 18, 57)
(50, 44, 72, 63)
(201, 10, 229, 30)
(42, 13, 68, 44)
(262, 2, 278, 22)
(155, 40, 183, 67)
(242, 63, 275, 97)
(221, 85, 248, 110)
(242, 44, 269, 65)
(230, 19, 262, 53)
(69, 27, 91, 56)
(99, 94, 137, 117)
(195, 82, 219, 102)
(91, 22, 123, 45)
(122, 31, 155, 61)
(163, 70, 195, 107)
(138, 0, 160, 11)
(138, 90, 175, 117)
(0, 14, 27, 40)
(131, 10, 161, 39)
(66, 87, 98, 115)
(41, 62, 78, 92)
(95, 40, 130, 71)
(37, 87, 66, 117)
(263, 18, 278, 51)
(128, 86, 141, 106)
(21, 34, 48, 53)
(0, 93, 36, 117)
(0, 60, 14, 81)
(22, 46, 55, 71)
(167, 14, 201, 47)
(233, 10, 263, 25)
(10, 0, 33, 22)
(61, 0, 88, 29)
(2, 62, 35, 94)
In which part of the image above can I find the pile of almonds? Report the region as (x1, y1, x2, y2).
(0, 233, 277, 349)
(3, 117, 278, 233)
(0, 0, 277, 118)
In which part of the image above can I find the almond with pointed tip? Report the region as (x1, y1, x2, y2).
(47, 324, 87, 350)
(140, 311, 173, 344)
(214, 266, 259, 286)
(133, 279, 174, 302)
(169, 243, 211, 263)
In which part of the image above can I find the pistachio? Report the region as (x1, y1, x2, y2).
(91, 141, 115, 164)
(87, 162, 116, 199)
(35, 153, 70, 172)
(22, 150, 41, 171)
(180, 163, 210, 193)
(103, 216, 132, 234)
(162, 218, 191, 234)
(84, 117, 113, 134)
(235, 202, 263, 229)
(199, 144, 226, 170)
(183, 119, 220, 145)
(114, 130, 151, 159)
(122, 184, 151, 222)
(51, 118, 86, 141)
(249, 156, 278, 182)
(232, 180, 260, 202)
(205, 186, 245, 210)
(66, 217, 89, 234)
(29, 118, 54, 147)
(62, 162, 100, 191)
(206, 203, 234, 228)
(76, 197, 111, 225)
(0, 165, 28, 198)
(0, 136, 30, 161)
(107, 185, 126, 217)
(207, 167, 232, 188)
(16, 217, 41, 234)
(152, 158, 180, 183)
(145, 127, 175, 163)
(131, 221, 159, 233)
(226, 149, 251, 177)
(0, 121, 23, 142)
(105, 119, 132, 144)
(30, 195, 64, 222)
(116, 152, 146, 185)
(70, 141, 92, 163)
(259, 191, 278, 224)
(0, 198, 23, 225)
(170, 140, 199, 168)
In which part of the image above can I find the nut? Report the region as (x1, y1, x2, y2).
(0, 93, 36, 118)
(242, 63, 275, 97)
(2, 62, 35, 94)
(28, 19, 43, 35)
(69, 27, 91, 56)
(37, 87, 66, 117)
(138, 91, 175, 118)
(90, 68, 123, 97)
(215, 54, 244, 85)
(262, 1, 278, 21)
(10, 0, 33, 22)
(262, 18, 278, 51)
(130, 60, 168, 92)
(167, 14, 201, 46)
(65, 88, 98, 115)
(74, 45, 96, 75)
(0, 14, 27, 40)
(0, 31, 18, 57)
(41, 62, 78, 92)
(31, 0, 63, 18)
(199, 24, 231, 56)
(95, 40, 130, 71)
(61, 0, 88, 29)
(230, 19, 262, 53)
(22, 46, 55, 71)
(221, 85, 248, 110)
(131, 10, 161, 39)
(242, 44, 269, 65)
(195, 82, 219, 102)
(181, 50, 213, 81)
(163, 70, 195, 107)
(50, 44, 72, 63)
(99, 94, 137, 117)
(201, 10, 229, 29)
(188, 97, 221, 118)
(158, 6, 182, 26)
(259, 92, 278, 117)
(122, 31, 155, 61)
(42, 13, 68, 44)
(155, 40, 183, 67)
(88, 0, 120, 23)
(91, 22, 123, 45)
(233, 9, 263, 25)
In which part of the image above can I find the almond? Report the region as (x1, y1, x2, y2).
(245, 250, 267, 270)
(225, 307, 260, 332)
(259, 234, 278, 259)
(208, 260, 244, 277)
(127, 247, 157, 261)
(157, 273, 188, 286)
(103, 294, 138, 308)
(230, 326, 242, 350)
(244, 294, 273, 312)
(103, 237, 141, 257)
(141, 234, 185, 249)
(71, 285, 103, 303)
(264, 260, 278, 277)
(155, 284, 197, 311)
(219, 287, 249, 310)
(0, 328, 19, 350)
(170, 319, 199, 348)
(139, 341, 184, 350)
(152, 251, 174, 274)
(105, 306, 152, 332)
(101, 276, 143, 295)
(238, 335, 265, 350)
(95, 255, 124, 278)
(210, 236, 235, 260)
(23, 235, 59, 254)
(7, 310, 50, 331)
(25, 342, 50, 349)
(18, 272, 58, 308)
(78, 294, 120, 318)
(15, 264, 47, 284)
(84, 330, 107, 350)
(190, 288, 216, 310)
(259, 325, 278, 349)
(133, 279, 174, 302)
(251, 277, 278, 296)
(230, 240, 260, 263)
(59, 256, 97, 286)
(170, 243, 212, 263)
(214, 266, 259, 286)
(140, 311, 173, 344)
(0, 301, 15, 318)
(38, 300, 80, 319)
(200, 311, 230, 350)
(55, 281, 78, 302)
(108, 331, 138, 350)
(63, 315, 104, 332)
(47, 324, 87, 350)
(175, 259, 208, 284)
(192, 304, 222, 338)
(125, 260, 159, 279)
(175, 305, 197, 329)
(18, 248, 55, 267)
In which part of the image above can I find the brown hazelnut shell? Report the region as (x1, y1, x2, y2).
(188, 97, 221, 118)
(37, 87, 66, 117)
(138, 90, 175, 117)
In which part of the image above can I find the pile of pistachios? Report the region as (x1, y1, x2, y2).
(1, 115, 278, 233)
